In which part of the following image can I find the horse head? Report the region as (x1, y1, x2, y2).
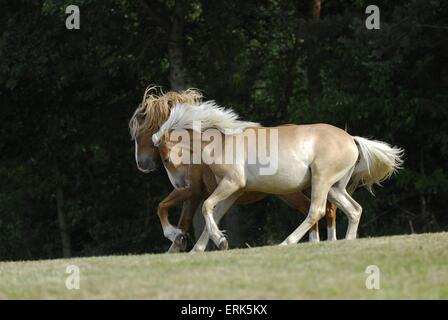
(129, 86, 203, 173)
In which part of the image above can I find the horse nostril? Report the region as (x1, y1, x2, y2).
(148, 161, 156, 171)
(138, 158, 150, 170)
(138, 157, 157, 172)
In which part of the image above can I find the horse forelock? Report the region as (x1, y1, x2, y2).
(129, 86, 203, 139)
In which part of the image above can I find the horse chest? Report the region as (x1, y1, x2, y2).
(164, 165, 189, 189)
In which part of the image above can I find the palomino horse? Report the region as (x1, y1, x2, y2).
(153, 101, 404, 250)
(156, 143, 337, 252)
(129, 87, 337, 252)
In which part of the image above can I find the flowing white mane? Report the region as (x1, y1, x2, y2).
(152, 101, 260, 145)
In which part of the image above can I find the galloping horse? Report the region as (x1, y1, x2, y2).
(129, 87, 338, 252)
(153, 101, 404, 250)
(156, 127, 339, 252)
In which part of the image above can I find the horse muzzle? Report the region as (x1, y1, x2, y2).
(137, 158, 157, 173)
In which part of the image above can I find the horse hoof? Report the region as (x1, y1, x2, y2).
(174, 234, 188, 252)
(167, 244, 180, 253)
(218, 238, 229, 251)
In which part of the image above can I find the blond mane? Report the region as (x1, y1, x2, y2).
(129, 86, 203, 139)
(152, 101, 260, 146)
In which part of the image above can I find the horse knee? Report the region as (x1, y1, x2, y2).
(202, 199, 214, 216)
(157, 202, 168, 217)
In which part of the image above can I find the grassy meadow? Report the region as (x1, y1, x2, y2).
(0, 232, 447, 299)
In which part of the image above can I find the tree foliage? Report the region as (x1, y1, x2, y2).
(1, 0, 447, 260)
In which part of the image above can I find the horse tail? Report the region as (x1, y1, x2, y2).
(348, 136, 404, 194)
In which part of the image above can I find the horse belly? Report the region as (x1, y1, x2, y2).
(244, 163, 310, 194)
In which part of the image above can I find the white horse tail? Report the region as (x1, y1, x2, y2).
(349, 136, 404, 194)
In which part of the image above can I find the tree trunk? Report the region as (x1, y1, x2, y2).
(419, 150, 438, 230)
(278, 43, 300, 121)
(306, 0, 322, 107)
(168, 0, 187, 91)
(55, 168, 71, 258)
(419, 150, 427, 218)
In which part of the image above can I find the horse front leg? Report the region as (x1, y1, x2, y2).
(190, 195, 239, 253)
(166, 200, 190, 253)
(201, 178, 242, 250)
(167, 196, 201, 253)
(157, 188, 193, 250)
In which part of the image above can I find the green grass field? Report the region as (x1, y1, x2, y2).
(0, 232, 447, 299)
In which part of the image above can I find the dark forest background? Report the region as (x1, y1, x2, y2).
(1, 0, 447, 261)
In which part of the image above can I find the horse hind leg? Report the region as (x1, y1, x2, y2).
(280, 178, 332, 245)
(277, 193, 320, 243)
(325, 203, 337, 241)
(309, 223, 320, 243)
(298, 193, 321, 243)
(328, 187, 362, 240)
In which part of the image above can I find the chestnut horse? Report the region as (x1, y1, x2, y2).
(130, 87, 337, 252)
(153, 100, 404, 250)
